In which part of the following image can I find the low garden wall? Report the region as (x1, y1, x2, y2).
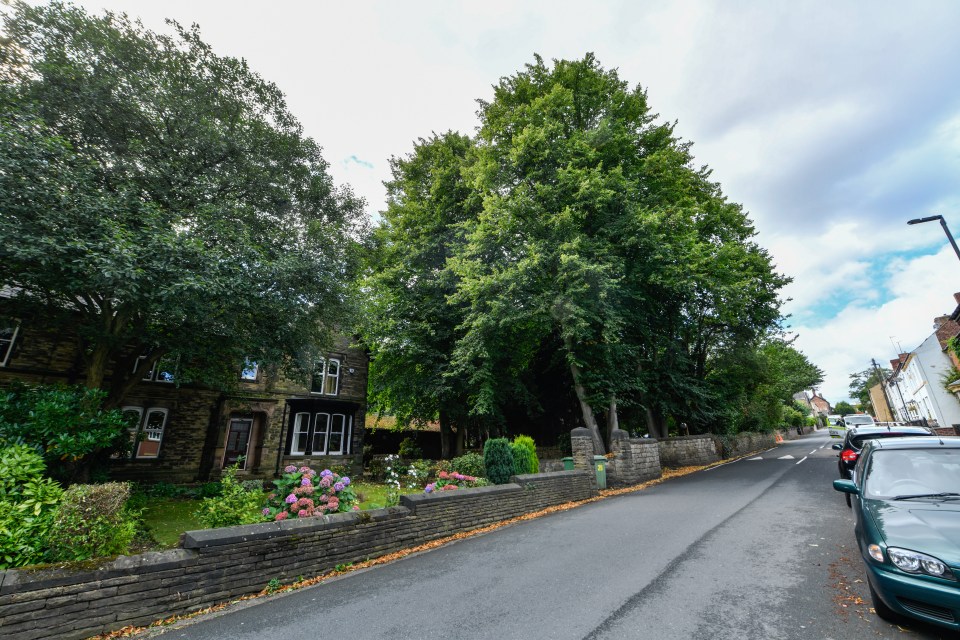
(0, 471, 596, 640)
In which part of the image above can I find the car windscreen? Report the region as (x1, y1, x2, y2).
(843, 416, 875, 426)
(863, 449, 960, 499)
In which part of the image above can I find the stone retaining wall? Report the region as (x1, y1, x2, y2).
(0, 471, 595, 640)
(658, 434, 720, 468)
(720, 432, 778, 458)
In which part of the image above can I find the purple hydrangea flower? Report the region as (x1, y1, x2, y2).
(301, 477, 312, 486)
(285, 494, 297, 504)
(320, 469, 334, 478)
(262, 508, 270, 516)
(284, 465, 297, 473)
(425, 483, 435, 494)
(341, 476, 351, 486)
(334, 482, 344, 492)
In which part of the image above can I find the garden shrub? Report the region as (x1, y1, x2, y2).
(263, 465, 357, 521)
(0, 383, 129, 481)
(450, 452, 485, 478)
(48, 482, 136, 561)
(147, 481, 182, 498)
(195, 466, 264, 529)
(510, 435, 539, 475)
(0, 445, 63, 568)
(408, 458, 434, 482)
(483, 438, 514, 485)
(397, 436, 423, 459)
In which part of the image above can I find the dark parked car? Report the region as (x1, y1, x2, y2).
(833, 424, 934, 480)
(833, 437, 960, 631)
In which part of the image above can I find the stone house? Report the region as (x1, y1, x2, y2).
(0, 316, 367, 483)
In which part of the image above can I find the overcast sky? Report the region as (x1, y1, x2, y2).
(61, 0, 960, 404)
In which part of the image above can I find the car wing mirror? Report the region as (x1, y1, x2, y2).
(833, 479, 859, 495)
(831, 443, 842, 450)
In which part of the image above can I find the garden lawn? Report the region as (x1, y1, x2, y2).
(141, 499, 204, 548)
(139, 483, 424, 548)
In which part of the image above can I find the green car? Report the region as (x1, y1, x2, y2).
(833, 436, 960, 630)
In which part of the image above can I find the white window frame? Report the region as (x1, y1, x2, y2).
(312, 412, 331, 453)
(327, 413, 346, 455)
(287, 411, 352, 456)
(311, 358, 341, 396)
(0, 321, 20, 367)
(119, 406, 168, 459)
(290, 412, 311, 455)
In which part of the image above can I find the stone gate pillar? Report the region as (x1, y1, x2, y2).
(570, 427, 598, 490)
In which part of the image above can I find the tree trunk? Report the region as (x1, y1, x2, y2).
(439, 410, 452, 459)
(454, 424, 466, 457)
(564, 337, 606, 454)
(606, 396, 619, 443)
(644, 405, 669, 439)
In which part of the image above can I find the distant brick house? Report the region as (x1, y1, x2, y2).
(0, 316, 366, 483)
(808, 392, 831, 417)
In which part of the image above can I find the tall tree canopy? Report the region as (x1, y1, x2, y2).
(364, 54, 798, 453)
(361, 132, 481, 458)
(0, 2, 365, 407)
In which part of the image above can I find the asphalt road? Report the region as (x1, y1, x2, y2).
(148, 431, 955, 640)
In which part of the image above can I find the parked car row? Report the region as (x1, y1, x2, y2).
(832, 428, 960, 632)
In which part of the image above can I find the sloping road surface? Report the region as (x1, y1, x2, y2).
(151, 431, 952, 640)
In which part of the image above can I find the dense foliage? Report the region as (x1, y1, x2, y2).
(362, 54, 818, 452)
(48, 482, 137, 561)
(0, 445, 64, 568)
(483, 438, 515, 485)
(510, 435, 539, 475)
(0, 383, 129, 481)
(0, 2, 364, 407)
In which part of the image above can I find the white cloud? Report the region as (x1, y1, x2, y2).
(789, 244, 958, 404)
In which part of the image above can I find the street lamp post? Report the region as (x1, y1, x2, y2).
(907, 215, 960, 262)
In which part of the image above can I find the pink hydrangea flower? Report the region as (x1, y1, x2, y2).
(275, 511, 288, 521)
(284, 465, 297, 473)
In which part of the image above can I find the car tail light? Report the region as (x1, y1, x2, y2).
(841, 449, 858, 462)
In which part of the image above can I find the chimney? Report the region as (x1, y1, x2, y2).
(890, 359, 900, 370)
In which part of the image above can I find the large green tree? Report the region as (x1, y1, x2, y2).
(451, 55, 788, 448)
(361, 132, 481, 458)
(0, 2, 364, 407)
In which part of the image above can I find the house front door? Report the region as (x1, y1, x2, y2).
(224, 418, 253, 469)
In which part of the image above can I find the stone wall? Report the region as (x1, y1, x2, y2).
(0, 471, 595, 640)
(606, 430, 660, 487)
(718, 432, 778, 458)
(657, 435, 720, 468)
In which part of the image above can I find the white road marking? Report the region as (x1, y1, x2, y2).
(796, 456, 808, 465)
(748, 456, 763, 461)
(810, 450, 817, 455)
(778, 455, 795, 460)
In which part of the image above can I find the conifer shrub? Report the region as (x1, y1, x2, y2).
(483, 438, 514, 485)
(510, 435, 539, 474)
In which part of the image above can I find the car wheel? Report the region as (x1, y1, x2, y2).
(869, 581, 905, 624)
(845, 492, 851, 508)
